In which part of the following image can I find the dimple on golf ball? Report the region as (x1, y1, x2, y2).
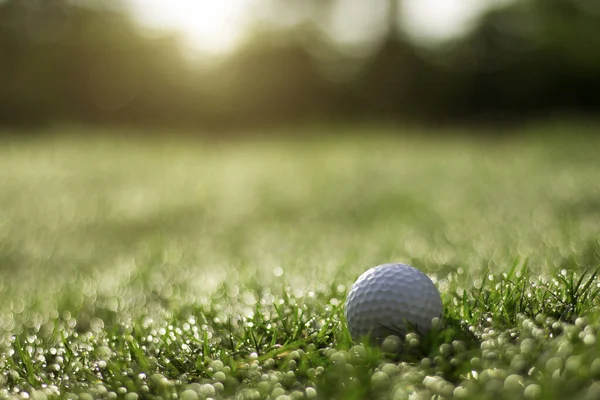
(345, 263, 443, 341)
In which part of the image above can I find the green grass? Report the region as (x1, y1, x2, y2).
(0, 125, 599, 399)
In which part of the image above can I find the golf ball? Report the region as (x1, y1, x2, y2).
(345, 263, 443, 341)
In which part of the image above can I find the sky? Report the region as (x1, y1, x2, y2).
(129, 0, 508, 54)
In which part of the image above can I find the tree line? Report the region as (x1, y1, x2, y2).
(1, 0, 599, 132)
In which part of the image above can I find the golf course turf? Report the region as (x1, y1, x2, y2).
(0, 124, 599, 399)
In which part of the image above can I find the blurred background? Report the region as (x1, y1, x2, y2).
(1, 0, 599, 132)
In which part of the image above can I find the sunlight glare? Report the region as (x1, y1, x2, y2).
(402, 0, 509, 41)
(132, 0, 253, 53)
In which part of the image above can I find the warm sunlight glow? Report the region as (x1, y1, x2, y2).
(402, 0, 510, 41)
(132, 0, 253, 53)
(131, 0, 505, 52)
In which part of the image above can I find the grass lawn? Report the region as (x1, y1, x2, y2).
(0, 124, 599, 399)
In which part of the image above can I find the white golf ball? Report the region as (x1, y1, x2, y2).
(345, 263, 443, 341)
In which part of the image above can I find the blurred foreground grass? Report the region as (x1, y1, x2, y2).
(0, 124, 599, 399)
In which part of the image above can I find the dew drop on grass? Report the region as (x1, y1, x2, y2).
(503, 374, 523, 391)
(305, 387, 317, 399)
(179, 390, 198, 400)
(371, 371, 390, 387)
(524, 384, 541, 399)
